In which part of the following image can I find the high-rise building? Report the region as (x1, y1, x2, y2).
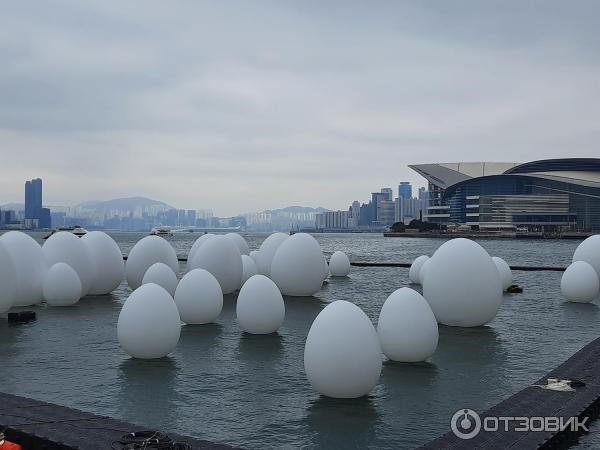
(399, 182, 412, 199)
(24, 178, 46, 229)
(381, 188, 393, 201)
(418, 187, 429, 201)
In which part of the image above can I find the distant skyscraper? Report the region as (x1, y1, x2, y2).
(418, 187, 429, 201)
(24, 178, 46, 228)
(399, 182, 412, 199)
(381, 188, 393, 201)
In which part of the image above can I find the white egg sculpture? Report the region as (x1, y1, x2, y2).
(43, 263, 82, 306)
(423, 238, 502, 327)
(329, 251, 351, 277)
(125, 236, 179, 290)
(492, 256, 513, 291)
(241, 255, 258, 286)
(187, 233, 213, 271)
(142, 262, 178, 297)
(249, 250, 260, 265)
(174, 269, 223, 324)
(418, 258, 432, 285)
(304, 300, 382, 398)
(271, 233, 325, 296)
(256, 232, 288, 277)
(0, 242, 18, 314)
(236, 275, 285, 334)
(409, 255, 429, 285)
(189, 235, 242, 294)
(81, 231, 124, 295)
(377, 288, 438, 361)
(117, 283, 181, 359)
(573, 235, 600, 279)
(42, 231, 95, 297)
(561, 261, 599, 303)
(0, 231, 48, 306)
(226, 233, 249, 255)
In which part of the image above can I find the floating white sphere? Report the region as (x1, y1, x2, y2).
(573, 235, 600, 279)
(142, 262, 178, 297)
(174, 269, 223, 324)
(492, 256, 513, 291)
(43, 263, 82, 306)
(81, 231, 124, 295)
(304, 300, 382, 398)
(377, 288, 438, 362)
(256, 233, 288, 277)
(423, 238, 503, 327)
(0, 231, 48, 306)
(418, 258, 432, 285)
(236, 275, 285, 334)
(117, 283, 181, 359)
(271, 233, 325, 296)
(125, 236, 178, 290)
(0, 242, 18, 314)
(226, 233, 249, 255)
(241, 255, 258, 286)
(42, 232, 94, 297)
(249, 250, 260, 265)
(561, 261, 600, 303)
(189, 235, 242, 294)
(409, 255, 429, 285)
(329, 251, 351, 277)
(187, 233, 213, 271)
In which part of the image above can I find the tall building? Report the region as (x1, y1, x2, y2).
(381, 188, 393, 201)
(24, 178, 48, 229)
(418, 187, 429, 201)
(398, 182, 412, 199)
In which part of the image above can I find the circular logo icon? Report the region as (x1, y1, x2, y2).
(451, 408, 481, 440)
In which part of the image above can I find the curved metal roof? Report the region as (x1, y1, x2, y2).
(503, 158, 600, 175)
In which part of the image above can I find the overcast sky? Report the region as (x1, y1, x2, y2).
(1, 1, 599, 215)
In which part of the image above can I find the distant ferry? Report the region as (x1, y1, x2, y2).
(43, 226, 88, 239)
(150, 226, 173, 237)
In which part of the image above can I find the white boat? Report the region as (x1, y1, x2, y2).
(150, 226, 173, 237)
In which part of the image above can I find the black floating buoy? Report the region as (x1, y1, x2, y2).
(507, 284, 524, 294)
(7, 311, 37, 324)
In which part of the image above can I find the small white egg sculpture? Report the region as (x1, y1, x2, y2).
(189, 235, 242, 294)
(125, 236, 179, 290)
(187, 233, 213, 271)
(142, 262, 178, 297)
(492, 256, 513, 291)
(174, 269, 223, 324)
(43, 263, 82, 306)
(256, 232, 288, 277)
(329, 251, 351, 277)
(81, 231, 124, 295)
(270, 233, 325, 296)
(418, 258, 432, 285)
(561, 261, 600, 303)
(241, 255, 258, 286)
(249, 250, 260, 265)
(226, 233, 249, 255)
(42, 231, 95, 297)
(409, 255, 429, 285)
(377, 288, 438, 362)
(236, 275, 285, 334)
(0, 242, 18, 314)
(423, 238, 502, 327)
(573, 235, 600, 279)
(117, 283, 181, 359)
(304, 300, 382, 398)
(0, 231, 48, 306)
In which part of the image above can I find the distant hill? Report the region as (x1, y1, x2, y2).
(0, 203, 24, 211)
(266, 206, 330, 213)
(77, 196, 174, 212)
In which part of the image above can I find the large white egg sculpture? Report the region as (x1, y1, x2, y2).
(418, 258, 432, 285)
(43, 263, 82, 306)
(42, 231, 95, 297)
(492, 256, 513, 291)
(226, 233, 249, 255)
(304, 300, 382, 398)
(423, 238, 502, 327)
(409, 255, 429, 285)
(142, 262, 178, 297)
(561, 261, 599, 303)
(187, 233, 213, 271)
(0, 231, 48, 306)
(174, 269, 222, 324)
(256, 233, 288, 277)
(0, 242, 18, 314)
(377, 288, 438, 361)
(189, 235, 242, 294)
(573, 235, 600, 279)
(81, 231, 124, 295)
(125, 236, 179, 290)
(329, 251, 351, 277)
(270, 233, 325, 296)
(117, 283, 181, 359)
(236, 275, 285, 334)
(241, 255, 258, 286)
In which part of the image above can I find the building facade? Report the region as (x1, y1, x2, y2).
(398, 182, 412, 199)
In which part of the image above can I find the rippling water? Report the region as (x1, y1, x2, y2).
(1, 232, 598, 449)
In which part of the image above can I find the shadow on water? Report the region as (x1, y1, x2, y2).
(436, 324, 505, 366)
(560, 300, 600, 322)
(238, 332, 284, 365)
